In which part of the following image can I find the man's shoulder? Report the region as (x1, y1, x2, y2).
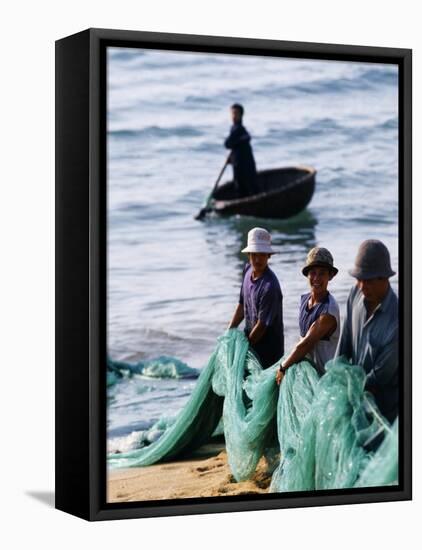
(382, 286, 399, 321)
(327, 292, 340, 308)
(327, 292, 340, 316)
(300, 292, 310, 305)
(263, 267, 282, 290)
(235, 123, 249, 134)
(242, 263, 252, 278)
(231, 123, 243, 132)
(386, 286, 399, 307)
(347, 284, 361, 303)
(265, 266, 278, 279)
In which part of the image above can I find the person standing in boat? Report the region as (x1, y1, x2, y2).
(224, 103, 259, 198)
(228, 227, 284, 369)
(276, 248, 340, 384)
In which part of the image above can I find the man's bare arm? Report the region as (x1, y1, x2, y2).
(248, 319, 267, 345)
(281, 314, 337, 370)
(276, 314, 337, 385)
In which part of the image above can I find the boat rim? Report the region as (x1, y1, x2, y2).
(213, 165, 316, 209)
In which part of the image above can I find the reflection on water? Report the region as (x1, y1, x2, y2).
(203, 209, 318, 274)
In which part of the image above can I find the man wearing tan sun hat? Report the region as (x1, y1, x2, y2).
(276, 246, 340, 385)
(228, 227, 284, 368)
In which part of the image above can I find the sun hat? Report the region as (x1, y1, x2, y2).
(241, 227, 275, 254)
(302, 247, 338, 277)
(349, 239, 395, 279)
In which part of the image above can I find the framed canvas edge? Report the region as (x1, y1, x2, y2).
(55, 29, 92, 521)
(89, 26, 412, 60)
(56, 27, 412, 522)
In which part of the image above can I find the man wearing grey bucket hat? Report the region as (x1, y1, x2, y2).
(336, 240, 398, 423)
(228, 227, 284, 368)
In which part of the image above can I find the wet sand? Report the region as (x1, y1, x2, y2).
(107, 442, 271, 502)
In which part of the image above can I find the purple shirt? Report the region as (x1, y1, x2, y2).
(239, 264, 284, 368)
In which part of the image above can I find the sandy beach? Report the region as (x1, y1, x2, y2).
(107, 442, 272, 502)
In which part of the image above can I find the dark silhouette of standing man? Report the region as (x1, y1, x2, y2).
(224, 104, 258, 197)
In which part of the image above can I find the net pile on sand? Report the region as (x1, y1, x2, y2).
(108, 329, 398, 491)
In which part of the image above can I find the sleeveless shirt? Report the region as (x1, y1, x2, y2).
(299, 292, 340, 375)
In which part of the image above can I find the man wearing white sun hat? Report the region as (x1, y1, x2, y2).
(228, 227, 284, 368)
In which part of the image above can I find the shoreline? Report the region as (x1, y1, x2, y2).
(107, 442, 272, 503)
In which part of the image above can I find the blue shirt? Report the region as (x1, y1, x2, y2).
(239, 264, 284, 368)
(336, 284, 398, 422)
(300, 292, 331, 337)
(299, 292, 340, 375)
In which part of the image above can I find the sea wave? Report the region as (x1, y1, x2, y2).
(107, 355, 199, 386)
(263, 115, 398, 144)
(108, 417, 176, 454)
(109, 125, 204, 140)
(267, 69, 397, 99)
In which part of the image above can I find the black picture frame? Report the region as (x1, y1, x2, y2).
(55, 27, 412, 521)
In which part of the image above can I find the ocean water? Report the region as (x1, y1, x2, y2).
(106, 47, 399, 455)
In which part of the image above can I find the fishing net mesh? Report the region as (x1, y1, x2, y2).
(108, 329, 398, 491)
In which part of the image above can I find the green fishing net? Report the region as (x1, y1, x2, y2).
(108, 329, 398, 491)
(107, 353, 223, 468)
(270, 357, 394, 491)
(211, 330, 279, 480)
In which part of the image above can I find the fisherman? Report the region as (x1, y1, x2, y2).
(276, 247, 340, 385)
(224, 103, 258, 197)
(336, 240, 398, 423)
(228, 227, 284, 368)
